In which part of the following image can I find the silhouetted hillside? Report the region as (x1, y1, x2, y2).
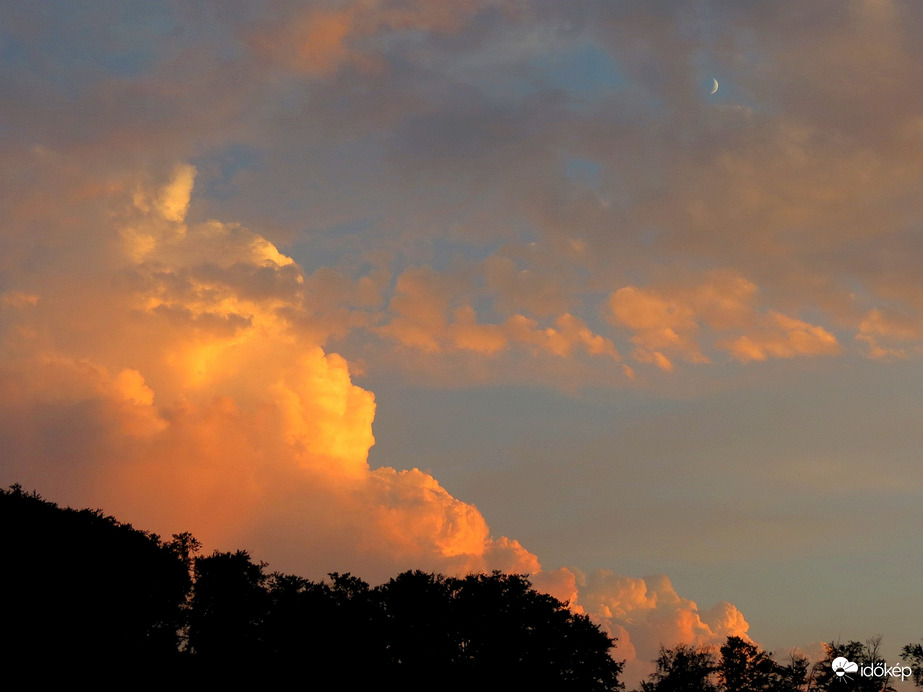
(5, 485, 921, 691)
(1, 485, 623, 690)
(1, 484, 192, 664)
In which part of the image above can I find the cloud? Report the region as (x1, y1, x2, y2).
(855, 307, 923, 359)
(5, 2, 923, 387)
(483, 253, 572, 317)
(25, 0, 923, 679)
(609, 271, 840, 369)
(574, 569, 750, 684)
(247, 0, 496, 77)
(0, 162, 755, 687)
(380, 265, 620, 362)
(610, 286, 705, 370)
(719, 312, 839, 362)
(0, 165, 537, 582)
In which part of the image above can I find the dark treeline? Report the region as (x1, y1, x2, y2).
(638, 636, 920, 691)
(1, 484, 620, 689)
(4, 484, 921, 691)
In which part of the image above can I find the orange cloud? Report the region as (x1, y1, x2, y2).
(0, 163, 755, 690)
(382, 267, 620, 361)
(609, 285, 706, 370)
(855, 307, 923, 359)
(574, 569, 750, 685)
(0, 164, 537, 581)
(719, 312, 840, 362)
(379, 266, 453, 352)
(248, 0, 493, 77)
(610, 271, 840, 370)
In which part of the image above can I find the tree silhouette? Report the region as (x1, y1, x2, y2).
(452, 571, 622, 690)
(1, 485, 623, 687)
(639, 643, 720, 692)
(186, 549, 270, 661)
(808, 638, 897, 692)
(0, 483, 191, 664)
(718, 636, 807, 692)
(901, 640, 923, 688)
(636, 637, 813, 692)
(378, 569, 460, 684)
(376, 570, 624, 691)
(262, 571, 385, 683)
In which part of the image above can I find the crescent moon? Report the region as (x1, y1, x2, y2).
(709, 78, 719, 95)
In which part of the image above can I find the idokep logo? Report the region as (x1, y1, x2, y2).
(831, 657, 859, 680)
(831, 656, 913, 682)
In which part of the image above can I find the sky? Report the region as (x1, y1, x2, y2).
(2, 0, 923, 685)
